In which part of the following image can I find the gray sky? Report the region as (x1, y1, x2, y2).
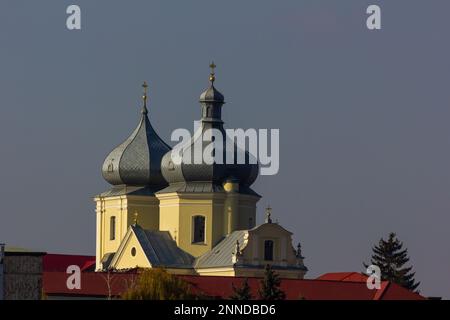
(1, 0, 449, 298)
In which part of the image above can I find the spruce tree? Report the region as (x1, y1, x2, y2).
(230, 278, 253, 300)
(365, 232, 420, 292)
(258, 264, 286, 300)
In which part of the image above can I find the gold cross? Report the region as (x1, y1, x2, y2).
(209, 62, 216, 83)
(209, 62, 216, 74)
(142, 81, 148, 105)
(133, 212, 139, 225)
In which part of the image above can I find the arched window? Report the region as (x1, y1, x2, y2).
(193, 215, 205, 243)
(110, 216, 116, 240)
(264, 240, 274, 261)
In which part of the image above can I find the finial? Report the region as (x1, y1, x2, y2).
(141, 81, 149, 114)
(265, 205, 272, 223)
(235, 240, 241, 256)
(133, 212, 139, 226)
(209, 61, 216, 84)
(296, 242, 303, 258)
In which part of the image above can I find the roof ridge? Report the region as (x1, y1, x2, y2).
(373, 281, 390, 300)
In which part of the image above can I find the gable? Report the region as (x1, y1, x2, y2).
(236, 222, 304, 270)
(109, 227, 152, 270)
(249, 222, 293, 237)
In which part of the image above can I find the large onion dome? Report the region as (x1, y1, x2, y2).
(102, 82, 171, 187)
(161, 63, 259, 188)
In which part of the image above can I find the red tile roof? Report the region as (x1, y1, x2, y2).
(43, 271, 425, 300)
(43, 254, 95, 272)
(315, 272, 425, 300)
(316, 272, 369, 282)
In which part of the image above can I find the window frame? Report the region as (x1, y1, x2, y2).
(192, 215, 206, 244)
(264, 239, 274, 261)
(110, 216, 116, 241)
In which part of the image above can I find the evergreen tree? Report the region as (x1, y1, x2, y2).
(258, 264, 286, 300)
(365, 232, 420, 292)
(230, 278, 253, 300)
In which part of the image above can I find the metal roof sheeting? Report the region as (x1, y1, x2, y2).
(96, 185, 160, 197)
(132, 226, 194, 268)
(194, 230, 247, 269)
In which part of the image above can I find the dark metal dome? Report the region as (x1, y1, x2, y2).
(102, 83, 171, 187)
(160, 128, 259, 187)
(199, 85, 224, 103)
(160, 65, 259, 188)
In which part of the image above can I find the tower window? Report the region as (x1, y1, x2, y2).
(192, 215, 206, 243)
(110, 216, 116, 240)
(264, 240, 274, 261)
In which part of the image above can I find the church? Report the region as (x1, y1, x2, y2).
(94, 64, 308, 279)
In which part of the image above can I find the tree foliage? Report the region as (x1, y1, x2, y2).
(365, 232, 420, 292)
(122, 268, 196, 300)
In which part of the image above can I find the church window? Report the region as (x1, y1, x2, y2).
(110, 216, 116, 240)
(131, 247, 136, 257)
(264, 240, 274, 261)
(193, 215, 206, 243)
(107, 159, 114, 173)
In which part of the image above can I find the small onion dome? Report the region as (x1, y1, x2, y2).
(102, 82, 171, 186)
(199, 84, 224, 103)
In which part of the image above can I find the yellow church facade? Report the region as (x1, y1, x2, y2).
(94, 66, 307, 279)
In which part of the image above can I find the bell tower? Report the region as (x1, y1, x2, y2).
(157, 63, 261, 258)
(95, 82, 171, 270)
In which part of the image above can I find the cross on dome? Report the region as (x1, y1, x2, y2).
(265, 205, 273, 223)
(209, 61, 216, 84)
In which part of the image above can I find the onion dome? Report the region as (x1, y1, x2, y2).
(161, 63, 258, 188)
(199, 65, 224, 104)
(102, 82, 171, 187)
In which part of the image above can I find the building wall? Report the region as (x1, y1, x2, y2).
(222, 182, 259, 233)
(195, 267, 304, 279)
(234, 268, 305, 279)
(157, 191, 259, 258)
(95, 195, 159, 270)
(3, 255, 43, 300)
(236, 195, 259, 230)
(157, 192, 227, 257)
